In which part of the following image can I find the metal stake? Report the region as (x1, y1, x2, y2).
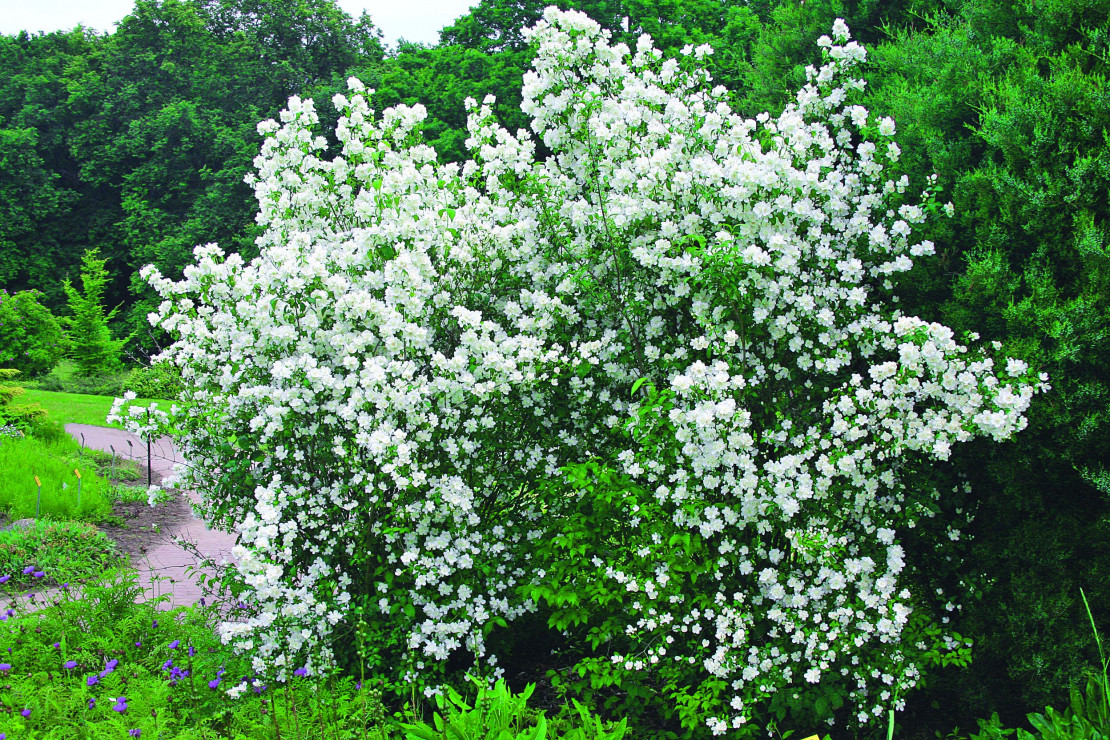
(34, 475, 41, 518)
(147, 408, 153, 487)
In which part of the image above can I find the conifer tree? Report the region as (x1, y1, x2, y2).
(63, 248, 127, 376)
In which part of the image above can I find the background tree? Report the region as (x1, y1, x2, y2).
(0, 28, 104, 305)
(855, 0, 1110, 724)
(62, 248, 128, 376)
(0, 289, 67, 376)
(1, 0, 385, 352)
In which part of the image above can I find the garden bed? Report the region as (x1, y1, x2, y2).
(0, 462, 193, 593)
(94, 484, 194, 563)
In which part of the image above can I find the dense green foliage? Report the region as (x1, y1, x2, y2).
(0, 368, 46, 429)
(2, 536, 627, 739)
(0, 0, 384, 350)
(860, 0, 1110, 724)
(2, 0, 1109, 734)
(0, 289, 66, 376)
(123, 360, 184, 400)
(0, 519, 121, 589)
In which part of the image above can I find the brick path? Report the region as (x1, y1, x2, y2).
(62, 424, 240, 611)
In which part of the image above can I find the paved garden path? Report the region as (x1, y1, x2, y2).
(65, 423, 240, 611)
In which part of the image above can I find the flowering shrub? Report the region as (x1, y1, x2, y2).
(114, 8, 1047, 735)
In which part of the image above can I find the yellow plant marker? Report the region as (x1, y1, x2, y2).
(74, 469, 81, 479)
(800, 736, 821, 740)
(34, 476, 41, 487)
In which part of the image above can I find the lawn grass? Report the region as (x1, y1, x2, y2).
(21, 388, 169, 429)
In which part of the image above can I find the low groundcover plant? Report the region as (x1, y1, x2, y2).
(112, 7, 1047, 736)
(0, 565, 397, 738)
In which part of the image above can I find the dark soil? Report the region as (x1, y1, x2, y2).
(95, 466, 195, 564)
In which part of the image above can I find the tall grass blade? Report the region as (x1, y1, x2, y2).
(1080, 588, 1110, 727)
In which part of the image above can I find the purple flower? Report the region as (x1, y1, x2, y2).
(87, 698, 96, 709)
(112, 697, 127, 713)
(21, 708, 30, 717)
(64, 660, 77, 669)
(293, 667, 307, 677)
(168, 640, 180, 649)
(152, 619, 159, 628)
(161, 659, 174, 671)
(54, 642, 60, 648)
(208, 677, 221, 689)
(0, 575, 8, 583)
(134, 641, 141, 648)
(129, 730, 142, 738)
(188, 645, 196, 657)
(21, 566, 33, 575)
(32, 571, 44, 579)
(87, 675, 99, 686)
(104, 658, 119, 673)
(0, 663, 10, 671)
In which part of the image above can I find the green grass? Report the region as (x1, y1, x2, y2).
(0, 434, 113, 521)
(21, 388, 169, 429)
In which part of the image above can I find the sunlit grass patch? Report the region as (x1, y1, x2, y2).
(0, 434, 112, 520)
(19, 388, 167, 430)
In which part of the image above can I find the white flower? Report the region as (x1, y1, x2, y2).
(1006, 357, 1028, 377)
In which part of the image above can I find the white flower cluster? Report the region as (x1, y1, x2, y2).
(116, 7, 1046, 731)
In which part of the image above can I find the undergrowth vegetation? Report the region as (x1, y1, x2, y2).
(1, 567, 630, 739)
(0, 520, 120, 589)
